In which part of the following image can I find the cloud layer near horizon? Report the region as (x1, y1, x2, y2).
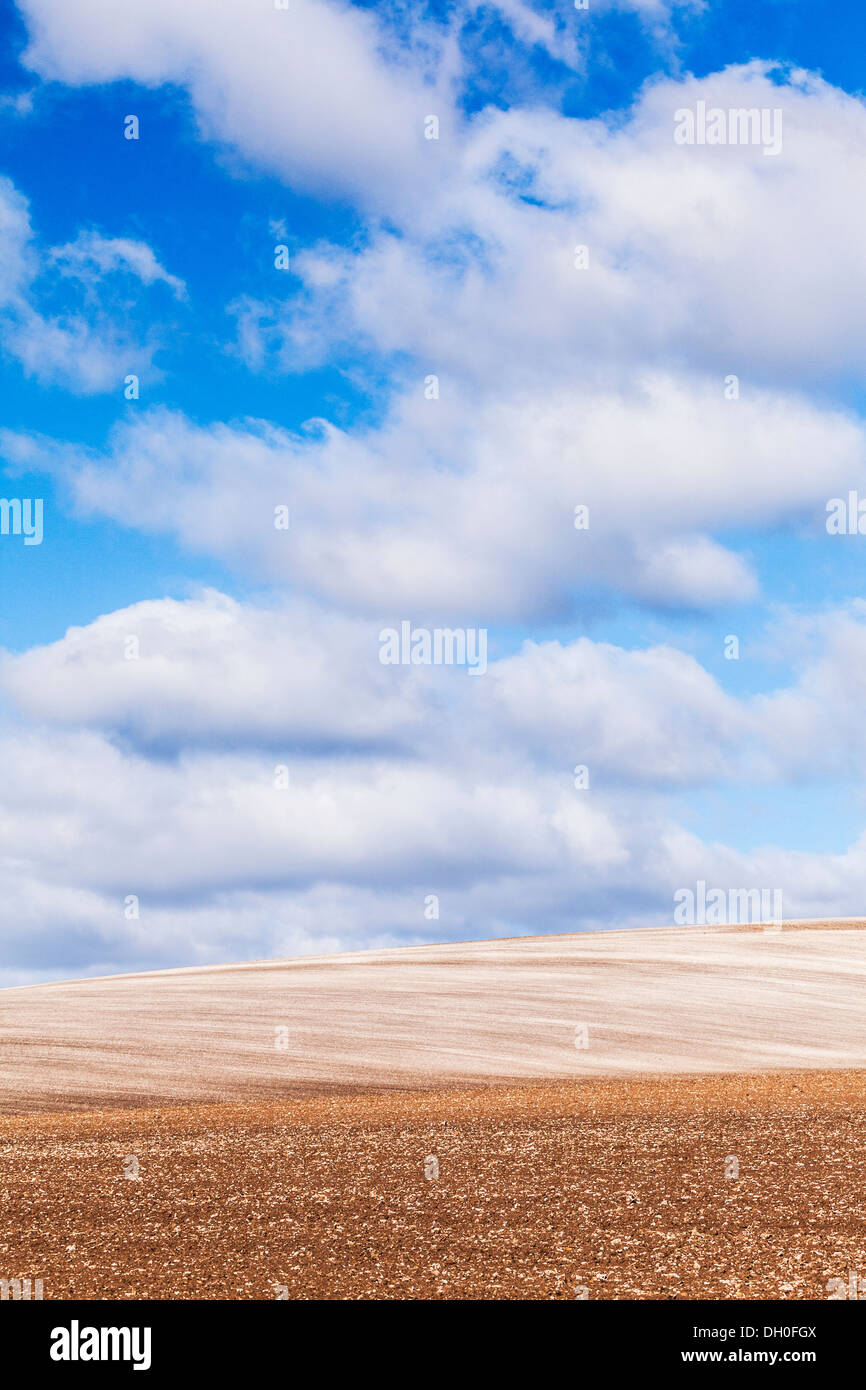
(3, 589, 866, 987)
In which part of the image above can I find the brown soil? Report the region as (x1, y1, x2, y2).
(2, 1069, 864, 1300)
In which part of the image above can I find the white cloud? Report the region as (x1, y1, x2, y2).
(18, 0, 456, 210)
(0, 591, 431, 754)
(9, 589, 866, 791)
(244, 64, 866, 390)
(50, 232, 187, 299)
(486, 636, 752, 783)
(4, 590, 866, 978)
(14, 0, 705, 217)
(10, 56, 866, 597)
(0, 175, 34, 302)
(0, 175, 185, 393)
(483, 0, 704, 65)
(5, 370, 860, 617)
(179, 65, 866, 624)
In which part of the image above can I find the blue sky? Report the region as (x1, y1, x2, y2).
(3, 0, 866, 983)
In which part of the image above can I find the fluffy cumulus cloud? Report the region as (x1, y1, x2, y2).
(238, 63, 866, 391)
(17, 0, 456, 208)
(2, 370, 862, 616)
(6, 589, 866, 789)
(0, 175, 185, 392)
(15, 0, 704, 201)
(4, 591, 866, 984)
(0, 592, 431, 754)
(5, 2, 866, 979)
